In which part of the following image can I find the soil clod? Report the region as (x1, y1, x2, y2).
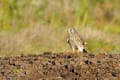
(0, 53, 120, 80)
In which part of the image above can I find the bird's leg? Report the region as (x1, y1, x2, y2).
(77, 49, 80, 53)
(72, 47, 75, 53)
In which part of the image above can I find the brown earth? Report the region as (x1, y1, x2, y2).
(0, 52, 120, 80)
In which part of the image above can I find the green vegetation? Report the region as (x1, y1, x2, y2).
(0, 0, 120, 56)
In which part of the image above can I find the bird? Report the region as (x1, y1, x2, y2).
(67, 28, 88, 53)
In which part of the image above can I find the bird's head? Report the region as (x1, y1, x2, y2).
(67, 28, 75, 34)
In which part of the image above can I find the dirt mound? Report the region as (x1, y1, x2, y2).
(0, 52, 120, 80)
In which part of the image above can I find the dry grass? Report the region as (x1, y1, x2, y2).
(0, 24, 68, 56)
(0, 25, 120, 56)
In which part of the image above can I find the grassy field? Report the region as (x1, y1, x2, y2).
(0, 0, 120, 56)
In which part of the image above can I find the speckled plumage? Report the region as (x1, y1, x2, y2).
(67, 28, 87, 53)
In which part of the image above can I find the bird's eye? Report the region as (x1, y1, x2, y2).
(67, 28, 74, 34)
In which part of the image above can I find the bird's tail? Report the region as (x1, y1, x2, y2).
(83, 49, 88, 53)
(77, 46, 88, 53)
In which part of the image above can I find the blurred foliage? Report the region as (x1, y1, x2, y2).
(0, 0, 120, 56)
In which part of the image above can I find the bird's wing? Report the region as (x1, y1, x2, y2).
(74, 31, 88, 45)
(74, 33, 84, 44)
(67, 38, 73, 49)
(67, 38, 69, 43)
